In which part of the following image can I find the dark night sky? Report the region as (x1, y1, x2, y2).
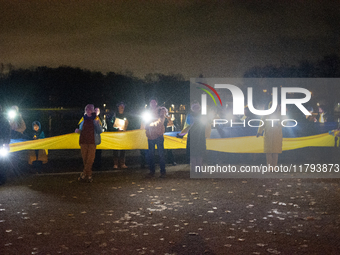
(1, 0, 339, 78)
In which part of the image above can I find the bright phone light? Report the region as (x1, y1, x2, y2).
(8, 110, 16, 119)
(142, 112, 152, 123)
(0, 145, 9, 157)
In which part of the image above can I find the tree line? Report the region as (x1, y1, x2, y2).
(0, 66, 189, 111)
(0, 54, 339, 111)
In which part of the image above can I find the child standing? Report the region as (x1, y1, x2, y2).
(28, 121, 48, 166)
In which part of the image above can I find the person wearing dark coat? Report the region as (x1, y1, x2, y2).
(164, 113, 176, 166)
(112, 102, 129, 169)
(93, 107, 105, 170)
(0, 104, 11, 185)
(178, 101, 211, 172)
(75, 104, 102, 183)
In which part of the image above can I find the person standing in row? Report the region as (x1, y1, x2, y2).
(93, 107, 105, 170)
(178, 101, 211, 171)
(141, 98, 166, 178)
(256, 102, 283, 167)
(28, 121, 48, 167)
(8, 105, 26, 139)
(0, 104, 11, 185)
(75, 104, 102, 183)
(164, 113, 176, 166)
(113, 102, 129, 169)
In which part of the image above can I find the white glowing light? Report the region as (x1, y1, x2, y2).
(8, 110, 16, 119)
(0, 146, 9, 157)
(142, 112, 152, 123)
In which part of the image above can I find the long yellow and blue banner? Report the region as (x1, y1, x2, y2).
(9, 130, 338, 153)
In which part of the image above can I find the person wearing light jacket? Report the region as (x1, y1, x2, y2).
(9, 105, 26, 139)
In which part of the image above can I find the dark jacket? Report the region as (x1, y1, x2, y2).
(78, 114, 102, 145)
(31, 121, 45, 140)
(0, 113, 11, 144)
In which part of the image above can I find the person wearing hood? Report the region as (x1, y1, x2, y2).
(28, 121, 48, 166)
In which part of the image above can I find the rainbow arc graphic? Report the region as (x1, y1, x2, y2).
(196, 82, 222, 106)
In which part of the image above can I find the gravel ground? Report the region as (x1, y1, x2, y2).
(0, 150, 340, 254)
(1, 148, 340, 254)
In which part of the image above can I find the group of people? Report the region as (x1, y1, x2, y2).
(0, 99, 282, 183)
(305, 105, 329, 123)
(0, 105, 47, 184)
(0, 105, 47, 166)
(0, 100, 180, 184)
(75, 102, 131, 182)
(2, 98, 306, 183)
(75, 98, 179, 182)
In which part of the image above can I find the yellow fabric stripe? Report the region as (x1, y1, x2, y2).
(206, 133, 336, 153)
(9, 130, 336, 153)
